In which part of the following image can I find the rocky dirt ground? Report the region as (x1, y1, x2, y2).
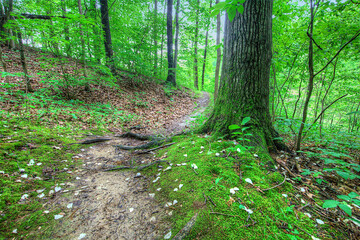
(41, 93, 210, 240)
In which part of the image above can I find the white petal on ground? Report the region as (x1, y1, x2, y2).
(0, 171, 4, 174)
(245, 178, 253, 184)
(254, 154, 259, 158)
(230, 189, 236, 194)
(168, 211, 173, 216)
(173, 200, 178, 205)
(215, 153, 220, 156)
(174, 188, 178, 192)
(37, 189, 45, 193)
(191, 164, 198, 169)
(67, 203, 73, 209)
(164, 167, 172, 171)
(157, 173, 161, 176)
(157, 188, 161, 191)
(316, 219, 324, 225)
(21, 174, 28, 178)
(165, 202, 173, 207)
(164, 230, 172, 239)
(233, 187, 239, 191)
(174, 179, 178, 182)
(55, 186, 61, 192)
(179, 184, 183, 189)
(54, 214, 64, 220)
(237, 148, 241, 152)
(244, 207, 253, 214)
(282, 194, 288, 198)
(199, 151, 203, 154)
(28, 159, 35, 166)
(35, 177, 42, 180)
(38, 193, 45, 198)
(12, 229, 17, 233)
(153, 177, 160, 183)
(37, 162, 42, 166)
(304, 213, 312, 218)
(76, 177, 81, 180)
(201, 146, 204, 149)
(183, 154, 188, 157)
(176, 164, 181, 166)
(125, 178, 130, 181)
(301, 199, 306, 204)
(136, 172, 141, 177)
(78, 233, 87, 239)
(43, 210, 50, 214)
(311, 236, 321, 240)
(181, 163, 187, 166)
(48, 190, 54, 195)
(19, 168, 25, 173)
(129, 208, 134, 212)
(21, 194, 29, 200)
(300, 188, 306, 192)
(149, 193, 155, 198)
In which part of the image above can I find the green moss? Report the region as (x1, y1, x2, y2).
(146, 135, 338, 240)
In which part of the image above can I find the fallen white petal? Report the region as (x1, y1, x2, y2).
(301, 199, 306, 204)
(215, 153, 220, 156)
(136, 172, 141, 177)
(125, 178, 130, 181)
(164, 230, 172, 239)
(38, 193, 45, 198)
(67, 203, 73, 209)
(230, 189, 236, 194)
(149, 193, 155, 198)
(311, 236, 321, 240)
(54, 214, 64, 220)
(129, 208, 134, 212)
(191, 164, 198, 170)
(28, 159, 35, 166)
(233, 187, 239, 191)
(0, 171, 4, 174)
(245, 178, 253, 184)
(76, 177, 81, 180)
(304, 213, 312, 218)
(244, 207, 253, 214)
(21, 194, 29, 200)
(37, 189, 45, 193)
(157, 188, 161, 191)
(21, 174, 28, 178)
(282, 194, 288, 198)
(173, 200, 178, 205)
(78, 233, 87, 239)
(199, 151, 203, 154)
(316, 219, 324, 225)
(44, 210, 50, 214)
(183, 154, 187, 157)
(300, 188, 306, 192)
(181, 163, 187, 166)
(168, 211, 173, 216)
(179, 184, 183, 189)
(174, 188, 178, 192)
(12, 229, 17, 233)
(164, 167, 172, 171)
(237, 148, 241, 152)
(55, 186, 62, 192)
(153, 177, 160, 183)
(37, 163, 42, 166)
(49, 190, 54, 195)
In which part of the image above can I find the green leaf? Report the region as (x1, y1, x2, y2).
(229, 124, 241, 130)
(348, 192, 359, 198)
(336, 171, 350, 180)
(237, 5, 244, 14)
(210, 8, 221, 17)
(241, 117, 251, 125)
(241, 127, 250, 132)
(339, 204, 352, 216)
(337, 195, 351, 201)
(227, 7, 237, 22)
(323, 200, 339, 208)
(213, 2, 227, 10)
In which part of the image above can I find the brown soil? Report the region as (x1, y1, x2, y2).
(42, 93, 210, 240)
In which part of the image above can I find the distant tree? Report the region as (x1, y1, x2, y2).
(201, 0, 213, 90)
(193, 0, 200, 90)
(214, 0, 221, 101)
(174, 0, 180, 81)
(201, 0, 286, 152)
(100, 0, 114, 69)
(166, 0, 176, 86)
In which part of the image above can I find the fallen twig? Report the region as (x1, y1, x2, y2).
(134, 142, 176, 154)
(262, 173, 287, 191)
(275, 159, 299, 178)
(69, 138, 112, 145)
(173, 212, 199, 240)
(104, 160, 168, 172)
(208, 196, 217, 207)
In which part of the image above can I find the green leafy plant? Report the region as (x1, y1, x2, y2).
(228, 117, 254, 152)
(323, 192, 360, 216)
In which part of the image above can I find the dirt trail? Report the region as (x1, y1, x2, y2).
(48, 92, 210, 240)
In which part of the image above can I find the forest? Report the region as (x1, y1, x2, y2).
(0, 0, 359, 239)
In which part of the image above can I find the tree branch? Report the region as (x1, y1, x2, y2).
(1, 13, 68, 20)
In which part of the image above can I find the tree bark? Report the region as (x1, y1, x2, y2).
(201, 0, 212, 90)
(174, 0, 180, 80)
(100, 0, 114, 69)
(61, 0, 71, 56)
(193, 0, 200, 90)
(295, 0, 315, 151)
(160, 1, 167, 78)
(0, 0, 13, 43)
(78, 0, 89, 91)
(17, 31, 33, 92)
(165, 0, 176, 86)
(214, 0, 221, 101)
(0, 46, 9, 83)
(200, 0, 285, 152)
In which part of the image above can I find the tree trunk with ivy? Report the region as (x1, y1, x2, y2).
(200, 0, 285, 152)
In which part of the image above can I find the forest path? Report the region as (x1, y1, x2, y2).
(50, 92, 210, 240)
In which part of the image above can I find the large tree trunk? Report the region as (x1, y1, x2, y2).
(214, 0, 221, 101)
(193, 0, 200, 90)
(160, 1, 167, 78)
(100, 0, 114, 69)
(77, 0, 89, 91)
(0, 0, 13, 44)
(201, 0, 212, 90)
(17, 31, 33, 92)
(174, 0, 180, 80)
(165, 0, 176, 86)
(200, 0, 285, 152)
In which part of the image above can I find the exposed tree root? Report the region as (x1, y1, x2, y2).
(69, 138, 112, 145)
(173, 213, 199, 240)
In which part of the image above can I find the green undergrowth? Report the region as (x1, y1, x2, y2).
(0, 113, 107, 239)
(147, 135, 336, 240)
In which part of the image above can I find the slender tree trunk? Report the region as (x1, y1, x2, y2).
(193, 0, 200, 90)
(201, 0, 212, 90)
(0, 46, 9, 83)
(174, 0, 180, 80)
(295, 0, 315, 151)
(214, 0, 221, 101)
(160, 1, 167, 78)
(201, 0, 286, 152)
(100, 0, 114, 70)
(154, 0, 158, 76)
(0, 0, 13, 43)
(61, 0, 71, 56)
(91, 0, 101, 63)
(17, 31, 33, 92)
(165, 0, 176, 86)
(78, 0, 89, 91)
